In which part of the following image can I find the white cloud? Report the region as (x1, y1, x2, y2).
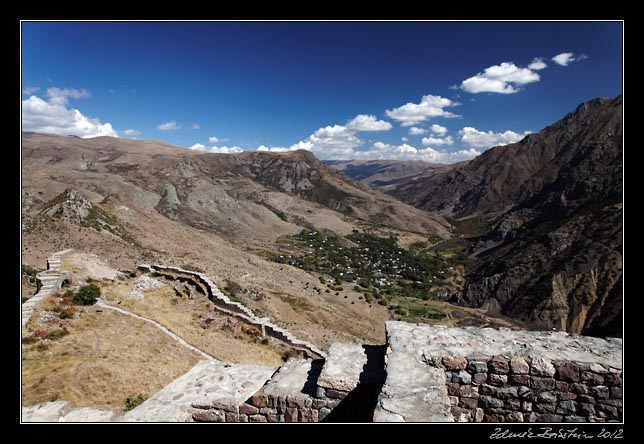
(207, 145, 243, 154)
(528, 58, 547, 70)
(157, 121, 180, 131)
(459, 126, 531, 148)
(123, 129, 142, 136)
(409, 126, 427, 135)
(189, 143, 206, 150)
(552, 52, 588, 67)
(208, 136, 220, 143)
(192, 123, 200, 129)
(431, 124, 448, 135)
(386, 94, 460, 126)
(256, 145, 290, 153)
(401, 137, 409, 142)
(45, 87, 91, 105)
(460, 62, 540, 94)
(346, 114, 392, 132)
(422, 135, 454, 146)
(22, 93, 117, 138)
(349, 141, 480, 163)
(22, 86, 40, 95)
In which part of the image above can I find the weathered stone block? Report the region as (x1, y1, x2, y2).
(443, 356, 468, 371)
(225, 412, 239, 422)
(285, 407, 298, 422)
(506, 411, 523, 422)
(555, 381, 569, 392)
(451, 407, 472, 422)
(506, 398, 521, 411)
(193, 409, 225, 422)
(604, 373, 621, 387)
(479, 395, 504, 409)
(299, 407, 312, 422)
(590, 385, 609, 400)
(286, 395, 306, 408)
(446, 382, 460, 396)
(211, 401, 238, 412)
(312, 399, 327, 409)
(534, 403, 556, 414)
(558, 392, 577, 401)
(239, 414, 248, 422)
(249, 414, 267, 423)
(577, 395, 596, 404)
(485, 413, 504, 422)
(251, 393, 268, 408)
(609, 386, 622, 399)
(267, 414, 279, 422)
(311, 409, 319, 423)
(468, 360, 488, 373)
(460, 384, 479, 398)
(276, 395, 287, 413)
(488, 373, 508, 386)
(556, 400, 578, 414)
(536, 414, 563, 422)
(570, 383, 589, 394)
(318, 407, 331, 421)
(510, 374, 530, 386)
(538, 391, 557, 403)
(277, 414, 285, 422)
(496, 386, 518, 399)
(316, 387, 326, 398)
(579, 403, 596, 416)
(474, 408, 485, 422)
(588, 416, 605, 423)
(325, 399, 340, 409)
(531, 377, 556, 390)
(460, 397, 478, 409)
(597, 404, 618, 419)
(603, 399, 622, 407)
(452, 370, 472, 384)
(555, 361, 580, 382)
(478, 384, 496, 396)
(239, 404, 259, 415)
(526, 412, 538, 422)
(325, 389, 348, 400)
(510, 356, 529, 374)
(473, 373, 488, 385)
(564, 415, 586, 422)
(449, 396, 459, 406)
(530, 356, 555, 377)
(488, 356, 510, 374)
(581, 371, 604, 385)
(260, 407, 276, 415)
(517, 386, 532, 399)
(521, 401, 532, 412)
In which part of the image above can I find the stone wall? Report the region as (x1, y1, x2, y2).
(138, 264, 326, 359)
(442, 355, 622, 422)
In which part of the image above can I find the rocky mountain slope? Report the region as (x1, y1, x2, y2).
(21, 133, 451, 348)
(388, 97, 623, 337)
(325, 159, 439, 189)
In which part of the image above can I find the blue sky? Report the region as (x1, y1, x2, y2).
(21, 21, 622, 163)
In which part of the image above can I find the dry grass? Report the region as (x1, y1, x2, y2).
(22, 307, 200, 410)
(103, 281, 284, 367)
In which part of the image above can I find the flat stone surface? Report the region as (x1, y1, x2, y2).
(22, 401, 70, 422)
(385, 321, 622, 369)
(121, 360, 276, 422)
(61, 407, 122, 422)
(317, 343, 367, 392)
(263, 359, 313, 397)
(373, 348, 453, 422)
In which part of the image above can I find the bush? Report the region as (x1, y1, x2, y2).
(124, 394, 147, 412)
(73, 284, 100, 306)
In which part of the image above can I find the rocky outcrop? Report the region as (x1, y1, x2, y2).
(22, 401, 121, 422)
(21, 249, 74, 329)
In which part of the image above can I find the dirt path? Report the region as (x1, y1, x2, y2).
(96, 299, 216, 361)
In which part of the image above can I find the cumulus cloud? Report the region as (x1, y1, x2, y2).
(528, 58, 548, 70)
(431, 124, 448, 135)
(207, 145, 243, 154)
(349, 141, 480, 163)
(157, 121, 180, 131)
(386, 94, 460, 126)
(189, 143, 206, 150)
(123, 129, 142, 136)
(409, 126, 427, 135)
(422, 135, 454, 146)
(459, 126, 531, 148)
(45, 87, 91, 105)
(208, 136, 220, 143)
(401, 137, 409, 142)
(552, 52, 588, 66)
(346, 114, 393, 132)
(192, 123, 200, 129)
(22, 86, 40, 95)
(460, 62, 540, 94)
(22, 90, 118, 138)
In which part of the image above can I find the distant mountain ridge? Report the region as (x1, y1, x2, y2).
(386, 96, 623, 337)
(324, 159, 440, 189)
